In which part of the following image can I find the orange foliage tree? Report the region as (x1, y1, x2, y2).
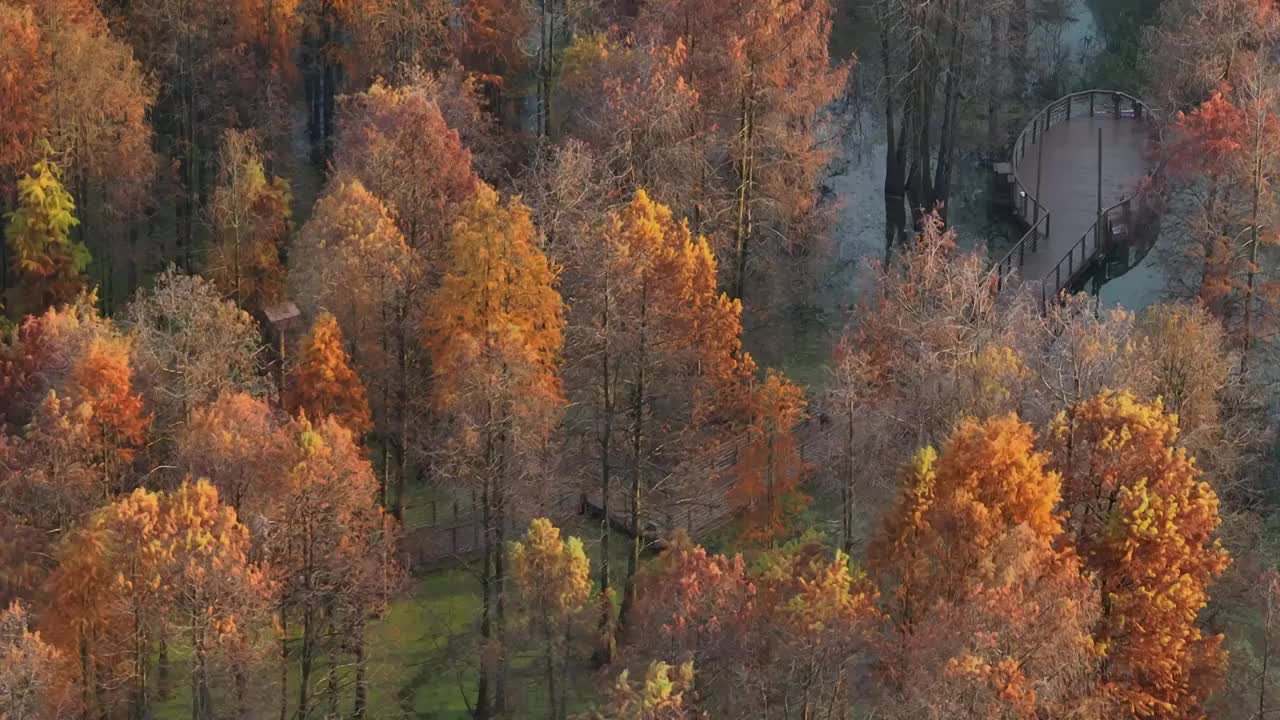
(1052, 391, 1231, 718)
(0, 600, 79, 720)
(176, 391, 292, 514)
(629, 533, 880, 717)
(425, 182, 565, 718)
(0, 3, 47, 185)
(286, 311, 373, 436)
(578, 190, 753, 626)
(0, 296, 148, 600)
(267, 414, 396, 720)
(871, 415, 1106, 718)
(731, 369, 810, 545)
(459, 0, 530, 92)
(68, 334, 151, 494)
(43, 480, 269, 720)
(157, 480, 271, 720)
(639, 0, 848, 299)
(1168, 84, 1280, 353)
(289, 177, 414, 508)
(332, 81, 478, 503)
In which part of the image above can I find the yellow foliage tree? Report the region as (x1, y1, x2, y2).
(1053, 391, 1230, 718)
(588, 661, 699, 720)
(425, 181, 566, 717)
(512, 518, 591, 720)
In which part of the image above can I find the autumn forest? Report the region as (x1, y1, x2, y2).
(2, 0, 1280, 718)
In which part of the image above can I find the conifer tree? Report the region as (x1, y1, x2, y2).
(287, 312, 373, 436)
(425, 182, 565, 718)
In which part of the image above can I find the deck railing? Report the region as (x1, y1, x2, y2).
(995, 90, 1153, 296)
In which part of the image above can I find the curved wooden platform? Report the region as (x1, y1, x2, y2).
(996, 91, 1157, 306)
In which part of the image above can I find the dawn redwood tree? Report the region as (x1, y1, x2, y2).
(0, 297, 148, 601)
(511, 518, 592, 720)
(872, 0, 1005, 252)
(156, 480, 271, 720)
(175, 392, 292, 515)
(731, 369, 810, 545)
(0, 600, 80, 720)
(459, 0, 531, 97)
(0, 3, 47, 188)
(36, 0, 155, 306)
(825, 212, 1039, 534)
(1051, 391, 1230, 718)
(4, 155, 85, 316)
(1167, 82, 1280, 359)
(588, 661, 699, 720)
(628, 533, 879, 718)
(286, 312, 374, 436)
(576, 190, 754, 629)
(328, 0, 456, 87)
(206, 129, 291, 312)
(870, 415, 1107, 719)
(67, 334, 151, 496)
(332, 80, 479, 499)
(334, 78, 479, 259)
(267, 414, 394, 720)
(639, 0, 848, 300)
(113, 0, 288, 266)
(290, 177, 416, 508)
(741, 542, 881, 718)
(556, 36, 706, 235)
(125, 269, 267, 447)
(424, 183, 566, 719)
(872, 416, 1064, 627)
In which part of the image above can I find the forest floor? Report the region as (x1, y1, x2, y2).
(153, 512, 634, 720)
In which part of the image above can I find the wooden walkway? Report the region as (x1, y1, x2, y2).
(996, 91, 1157, 305)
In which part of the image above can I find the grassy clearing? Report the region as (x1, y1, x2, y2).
(151, 512, 635, 719)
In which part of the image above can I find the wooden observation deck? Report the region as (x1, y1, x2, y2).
(995, 91, 1161, 308)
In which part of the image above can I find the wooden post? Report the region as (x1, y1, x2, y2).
(1034, 137, 1045, 246)
(1097, 127, 1104, 254)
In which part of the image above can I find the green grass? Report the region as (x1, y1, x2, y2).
(149, 514, 637, 720)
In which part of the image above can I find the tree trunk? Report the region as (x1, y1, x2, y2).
(353, 620, 368, 719)
(395, 303, 410, 519)
(326, 618, 339, 719)
(596, 306, 615, 662)
(544, 622, 558, 720)
(279, 607, 289, 720)
(620, 293, 647, 629)
(843, 406, 855, 555)
(878, 10, 909, 260)
(494, 420, 510, 716)
(732, 70, 757, 302)
(158, 631, 170, 700)
(475, 467, 493, 720)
